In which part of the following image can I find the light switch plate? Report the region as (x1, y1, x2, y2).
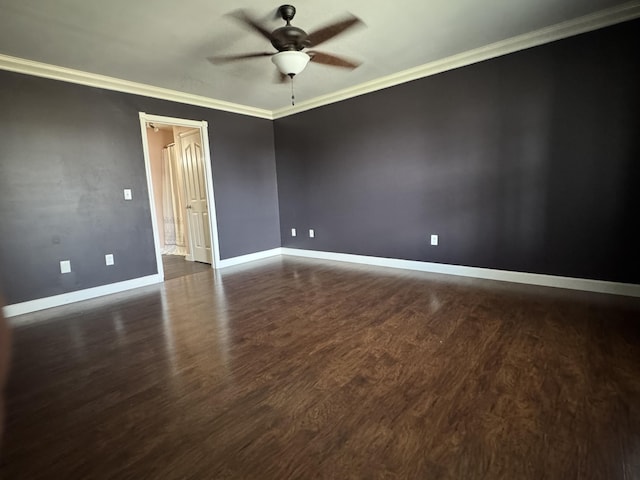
(60, 260, 71, 274)
(430, 234, 439, 246)
(105, 254, 114, 266)
(309, 229, 315, 238)
(291, 228, 296, 237)
(124, 189, 132, 200)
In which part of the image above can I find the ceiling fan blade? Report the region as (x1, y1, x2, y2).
(208, 52, 274, 64)
(228, 10, 274, 41)
(307, 14, 363, 47)
(271, 6, 284, 21)
(308, 51, 361, 69)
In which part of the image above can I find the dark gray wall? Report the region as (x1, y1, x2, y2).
(0, 71, 280, 304)
(2, 19, 638, 306)
(274, 19, 640, 284)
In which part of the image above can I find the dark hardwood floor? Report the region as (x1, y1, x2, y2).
(162, 254, 211, 281)
(2, 257, 640, 479)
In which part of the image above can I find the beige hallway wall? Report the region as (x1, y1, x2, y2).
(147, 127, 175, 249)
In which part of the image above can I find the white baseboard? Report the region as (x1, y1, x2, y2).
(217, 248, 282, 268)
(280, 248, 640, 298)
(5, 248, 638, 321)
(3, 247, 283, 320)
(3, 274, 163, 319)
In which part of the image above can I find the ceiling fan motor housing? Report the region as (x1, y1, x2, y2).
(271, 26, 310, 51)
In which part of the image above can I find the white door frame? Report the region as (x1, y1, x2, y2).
(138, 112, 221, 279)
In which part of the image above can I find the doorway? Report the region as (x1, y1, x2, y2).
(139, 113, 221, 281)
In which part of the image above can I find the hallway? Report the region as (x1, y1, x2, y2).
(162, 254, 210, 281)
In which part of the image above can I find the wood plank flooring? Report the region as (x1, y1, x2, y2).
(162, 254, 211, 281)
(1, 257, 640, 479)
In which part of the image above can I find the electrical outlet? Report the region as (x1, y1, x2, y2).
(309, 229, 315, 238)
(105, 254, 114, 266)
(123, 188, 132, 200)
(60, 260, 71, 274)
(430, 234, 439, 246)
(291, 228, 296, 237)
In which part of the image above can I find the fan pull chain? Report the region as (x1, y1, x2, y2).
(290, 75, 295, 106)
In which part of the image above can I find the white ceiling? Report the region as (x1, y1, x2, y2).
(0, 0, 635, 111)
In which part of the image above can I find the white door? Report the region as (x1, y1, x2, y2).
(180, 129, 212, 264)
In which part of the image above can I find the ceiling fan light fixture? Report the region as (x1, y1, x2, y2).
(271, 51, 310, 76)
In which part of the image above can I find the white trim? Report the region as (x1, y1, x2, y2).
(3, 274, 162, 319)
(139, 114, 165, 281)
(1, 3, 637, 120)
(280, 248, 640, 298)
(0, 53, 272, 120)
(200, 122, 222, 267)
(139, 113, 221, 273)
(217, 248, 282, 268)
(272, 1, 640, 118)
(5, 248, 638, 320)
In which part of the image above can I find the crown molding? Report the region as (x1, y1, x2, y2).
(0, 53, 273, 120)
(272, 1, 640, 119)
(1, 2, 638, 120)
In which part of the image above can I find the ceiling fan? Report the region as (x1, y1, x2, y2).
(210, 4, 364, 82)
